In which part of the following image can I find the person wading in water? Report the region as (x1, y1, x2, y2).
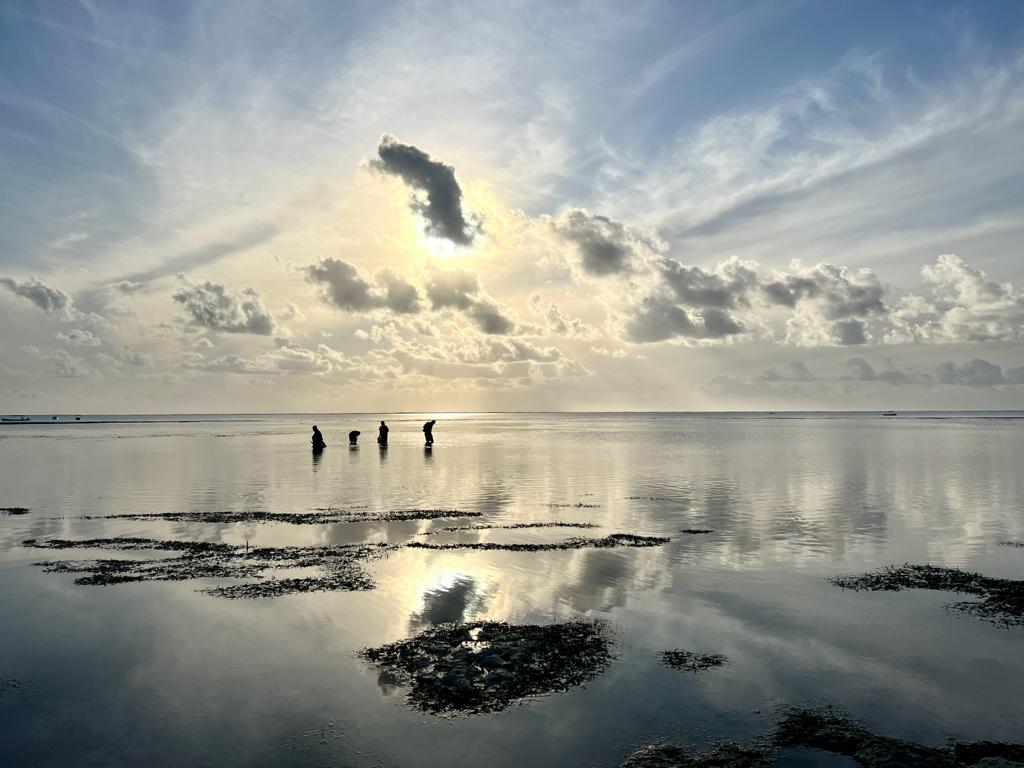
(423, 419, 436, 445)
(311, 425, 326, 452)
(377, 420, 389, 446)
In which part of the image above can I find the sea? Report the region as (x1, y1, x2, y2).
(1, 412, 1022, 767)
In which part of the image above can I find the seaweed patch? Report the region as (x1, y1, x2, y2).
(661, 650, 728, 673)
(418, 522, 599, 536)
(80, 508, 478, 524)
(829, 564, 1024, 627)
(622, 707, 1024, 767)
(360, 620, 612, 715)
(546, 502, 601, 509)
(1000, 539, 1024, 548)
(621, 742, 768, 768)
(406, 533, 670, 552)
(776, 707, 1024, 767)
(0, 507, 30, 515)
(679, 529, 714, 535)
(26, 537, 392, 597)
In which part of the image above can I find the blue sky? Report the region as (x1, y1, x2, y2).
(1, 0, 1022, 411)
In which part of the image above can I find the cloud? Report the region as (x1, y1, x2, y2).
(936, 358, 1008, 387)
(888, 255, 1024, 344)
(624, 298, 744, 343)
(757, 361, 816, 382)
(56, 329, 101, 347)
(172, 278, 276, 335)
(305, 258, 421, 314)
(528, 294, 598, 339)
(552, 208, 662, 276)
(370, 135, 480, 245)
(22, 345, 96, 378)
(843, 357, 928, 385)
(426, 269, 514, 334)
(0, 276, 73, 314)
(659, 256, 759, 309)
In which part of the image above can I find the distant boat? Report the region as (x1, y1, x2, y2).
(882, 411, 898, 417)
(51, 416, 59, 421)
(1, 416, 30, 423)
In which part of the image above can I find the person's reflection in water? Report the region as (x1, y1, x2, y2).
(312, 449, 323, 470)
(377, 420, 389, 446)
(311, 425, 326, 452)
(423, 444, 433, 462)
(349, 430, 360, 446)
(423, 419, 436, 445)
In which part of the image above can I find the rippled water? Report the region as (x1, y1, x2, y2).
(1, 413, 1022, 767)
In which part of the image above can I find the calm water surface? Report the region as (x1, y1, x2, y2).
(1, 413, 1022, 767)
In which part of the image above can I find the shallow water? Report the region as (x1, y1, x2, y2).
(1, 412, 1022, 767)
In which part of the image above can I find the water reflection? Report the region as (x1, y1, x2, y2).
(0, 413, 1022, 768)
(407, 574, 487, 631)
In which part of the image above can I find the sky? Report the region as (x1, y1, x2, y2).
(0, 0, 1022, 413)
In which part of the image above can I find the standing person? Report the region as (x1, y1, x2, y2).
(377, 420, 389, 446)
(423, 419, 436, 445)
(311, 425, 326, 451)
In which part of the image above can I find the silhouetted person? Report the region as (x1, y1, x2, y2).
(423, 419, 436, 445)
(349, 430, 361, 446)
(311, 425, 326, 452)
(377, 420, 389, 446)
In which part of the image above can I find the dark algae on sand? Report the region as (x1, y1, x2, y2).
(620, 707, 1024, 767)
(24, 537, 393, 597)
(661, 650, 728, 673)
(405, 533, 669, 552)
(360, 620, 613, 715)
(775, 707, 1024, 767)
(79, 508, 480, 524)
(829, 564, 1024, 626)
(0, 507, 30, 515)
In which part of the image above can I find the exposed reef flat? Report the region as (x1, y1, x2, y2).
(620, 708, 1024, 767)
(621, 743, 767, 768)
(829, 564, 1024, 627)
(25, 537, 392, 596)
(78, 508, 479, 524)
(360, 620, 612, 715)
(775, 707, 1024, 767)
(418, 521, 599, 535)
(661, 650, 728, 673)
(406, 533, 670, 552)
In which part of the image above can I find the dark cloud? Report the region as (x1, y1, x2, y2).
(624, 298, 744, 343)
(553, 209, 650, 275)
(426, 269, 480, 310)
(371, 135, 479, 245)
(832, 318, 868, 345)
(0, 276, 72, 314)
(936, 358, 1007, 387)
(172, 278, 276, 335)
(305, 258, 421, 314)
(426, 270, 514, 335)
(659, 257, 758, 309)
